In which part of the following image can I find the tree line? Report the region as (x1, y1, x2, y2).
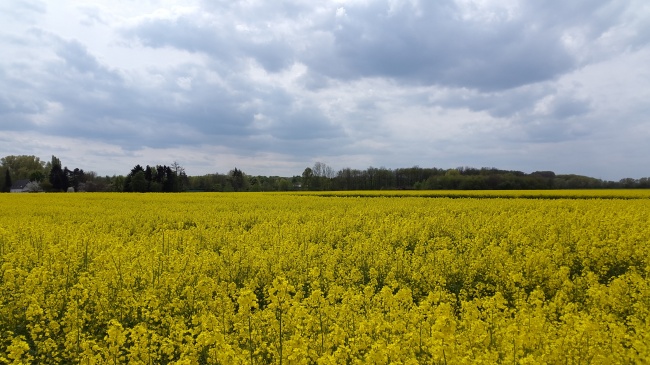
(300, 164, 650, 190)
(1, 155, 649, 193)
(0, 155, 88, 193)
(0, 155, 189, 193)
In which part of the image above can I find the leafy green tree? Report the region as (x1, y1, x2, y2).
(249, 176, 261, 191)
(301, 167, 313, 190)
(111, 175, 125, 192)
(80, 172, 111, 192)
(149, 180, 163, 192)
(0, 155, 46, 180)
(131, 171, 147, 192)
(29, 171, 45, 182)
(639, 177, 650, 188)
(276, 178, 291, 191)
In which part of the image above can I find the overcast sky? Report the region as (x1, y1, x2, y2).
(1, 0, 649, 180)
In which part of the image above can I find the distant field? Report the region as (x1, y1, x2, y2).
(1, 192, 648, 363)
(298, 189, 650, 199)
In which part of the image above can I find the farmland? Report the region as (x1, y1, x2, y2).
(1, 191, 649, 364)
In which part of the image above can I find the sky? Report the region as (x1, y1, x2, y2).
(1, 0, 649, 180)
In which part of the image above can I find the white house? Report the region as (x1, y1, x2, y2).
(10, 179, 30, 193)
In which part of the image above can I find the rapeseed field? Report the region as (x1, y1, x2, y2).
(1, 191, 648, 364)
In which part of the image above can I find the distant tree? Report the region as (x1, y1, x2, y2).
(24, 181, 43, 193)
(49, 165, 68, 191)
(185, 173, 227, 192)
(40, 179, 53, 192)
(277, 178, 291, 191)
(64, 166, 72, 183)
(144, 165, 154, 187)
(337, 168, 353, 190)
(0, 155, 46, 180)
(121, 163, 186, 192)
(445, 168, 460, 176)
(312, 162, 335, 179)
(639, 177, 650, 189)
(3, 169, 10, 192)
(131, 164, 145, 176)
(302, 167, 313, 190)
(619, 178, 636, 189)
(69, 168, 86, 192)
(131, 171, 147, 192)
(171, 161, 187, 191)
(311, 162, 334, 190)
(365, 167, 378, 189)
(163, 166, 176, 192)
(531, 171, 556, 178)
(171, 161, 182, 174)
(29, 171, 45, 182)
(49, 156, 69, 192)
(150, 180, 163, 192)
(557, 174, 603, 189)
(312, 162, 324, 178)
(123, 165, 144, 192)
(81, 172, 111, 192)
(229, 168, 245, 191)
(291, 175, 301, 187)
(155, 165, 165, 184)
(111, 175, 125, 192)
(249, 176, 261, 191)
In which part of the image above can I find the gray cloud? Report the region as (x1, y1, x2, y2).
(6, 28, 340, 153)
(1, 0, 649, 179)
(258, 108, 344, 141)
(54, 39, 104, 74)
(121, 9, 297, 73)
(550, 97, 592, 120)
(310, 1, 628, 91)
(121, 1, 630, 92)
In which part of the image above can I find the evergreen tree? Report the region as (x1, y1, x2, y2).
(163, 166, 176, 192)
(123, 165, 144, 192)
(49, 156, 69, 192)
(230, 168, 244, 191)
(3, 169, 11, 192)
(69, 168, 86, 192)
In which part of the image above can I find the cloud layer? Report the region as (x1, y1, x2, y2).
(1, 0, 649, 179)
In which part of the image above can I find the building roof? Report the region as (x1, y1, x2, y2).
(11, 179, 30, 190)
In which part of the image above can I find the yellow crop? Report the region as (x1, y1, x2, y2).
(1, 192, 648, 364)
